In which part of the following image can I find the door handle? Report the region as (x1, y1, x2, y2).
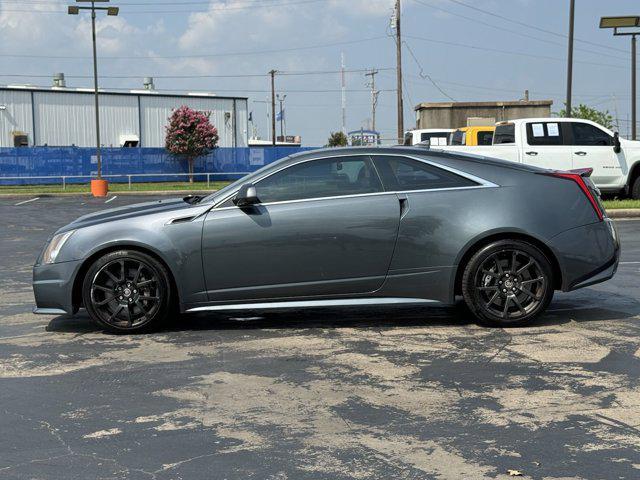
(398, 197, 410, 219)
(525, 151, 538, 156)
(574, 151, 587, 156)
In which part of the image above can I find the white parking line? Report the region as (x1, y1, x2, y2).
(105, 196, 117, 203)
(14, 197, 40, 206)
(620, 261, 640, 265)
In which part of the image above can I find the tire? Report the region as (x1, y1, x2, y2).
(631, 175, 640, 200)
(461, 240, 554, 328)
(82, 250, 172, 333)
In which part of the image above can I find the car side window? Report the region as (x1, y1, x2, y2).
(477, 131, 494, 145)
(255, 155, 383, 203)
(372, 155, 478, 191)
(450, 131, 465, 145)
(526, 122, 563, 146)
(570, 122, 613, 146)
(493, 124, 515, 144)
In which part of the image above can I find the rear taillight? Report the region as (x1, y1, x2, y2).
(546, 168, 604, 221)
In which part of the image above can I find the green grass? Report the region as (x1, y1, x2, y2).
(0, 181, 231, 195)
(602, 199, 640, 210)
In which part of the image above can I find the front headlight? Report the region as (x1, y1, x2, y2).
(42, 230, 75, 264)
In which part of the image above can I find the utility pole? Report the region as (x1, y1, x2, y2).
(269, 69, 277, 146)
(393, 0, 404, 143)
(341, 52, 347, 135)
(632, 33, 637, 139)
(565, 0, 575, 117)
(365, 69, 380, 132)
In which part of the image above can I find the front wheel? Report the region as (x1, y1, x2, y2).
(82, 250, 172, 333)
(461, 240, 554, 327)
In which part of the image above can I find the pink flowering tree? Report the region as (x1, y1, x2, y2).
(165, 106, 219, 183)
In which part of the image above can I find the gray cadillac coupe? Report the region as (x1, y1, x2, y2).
(33, 147, 619, 332)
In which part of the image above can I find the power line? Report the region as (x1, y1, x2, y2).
(402, 41, 455, 101)
(443, 0, 629, 55)
(404, 34, 628, 70)
(0, 67, 394, 79)
(410, 0, 629, 62)
(0, 84, 396, 94)
(0, 35, 388, 60)
(0, 0, 330, 14)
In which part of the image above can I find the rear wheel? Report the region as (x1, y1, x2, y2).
(630, 175, 640, 200)
(461, 240, 554, 327)
(82, 250, 172, 333)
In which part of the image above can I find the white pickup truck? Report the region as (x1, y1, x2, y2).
(439, 118, 640, 198)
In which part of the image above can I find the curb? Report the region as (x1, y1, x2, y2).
(607, 209, 640, 219)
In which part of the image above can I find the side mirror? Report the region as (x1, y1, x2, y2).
(233, 183, 260, 207)
(613, 131, 621, 154)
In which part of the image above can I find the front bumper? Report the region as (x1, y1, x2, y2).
(550, 218, 620, 292)
(32, 259, 82, 315)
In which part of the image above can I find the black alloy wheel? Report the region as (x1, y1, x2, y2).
(82, 250, 172, 333)
(462, 240, 554, 327)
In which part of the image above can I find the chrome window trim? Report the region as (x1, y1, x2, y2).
(211, 152, 499, 210)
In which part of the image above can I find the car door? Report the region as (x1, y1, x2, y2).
(521, 121, 573, 170)
(568, 121, 622, 189)
(201, 155, 400, 302)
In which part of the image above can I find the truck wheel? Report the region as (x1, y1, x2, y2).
(631, 176, 640, 200)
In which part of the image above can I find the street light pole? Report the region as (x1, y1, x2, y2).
(90, 2, 102, 179)
(68, 0, 118, 195)
(600, 16, 640, 140)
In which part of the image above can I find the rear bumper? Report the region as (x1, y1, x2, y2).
(32, 259, 81, 315)
(550, 219, 620, 292)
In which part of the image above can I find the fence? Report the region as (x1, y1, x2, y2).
(0, 146, 316, 186)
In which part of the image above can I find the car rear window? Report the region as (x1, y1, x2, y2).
(493, 124, 515, 144)
(372, 155, 478, 191)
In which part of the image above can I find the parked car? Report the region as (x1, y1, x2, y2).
(439, 118, 640, 198)
(33, 147, 619, 333)
(404, 128, 454, 146)
(449, 126, 495, 146)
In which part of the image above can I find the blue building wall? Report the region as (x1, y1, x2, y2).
(0, 147, 317, 185)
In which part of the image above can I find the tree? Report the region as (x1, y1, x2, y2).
(557, 103, 614, 129)
(327, 131, 348, 147)
(165, 106, 219, 183)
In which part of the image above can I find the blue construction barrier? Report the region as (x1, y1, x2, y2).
(0, 146, 318, 185)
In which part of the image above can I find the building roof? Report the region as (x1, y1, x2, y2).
(415, 100, 553, 111)
(0, 84, 248, 101)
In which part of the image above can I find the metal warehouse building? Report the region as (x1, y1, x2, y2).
(0, 84, 248, 148)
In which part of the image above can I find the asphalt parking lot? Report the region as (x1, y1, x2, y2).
(1, 195, 639, 480)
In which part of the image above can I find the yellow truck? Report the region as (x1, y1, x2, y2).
(449, 126, 495, 146)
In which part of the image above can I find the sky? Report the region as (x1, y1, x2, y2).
(0, 0, 638, 146)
